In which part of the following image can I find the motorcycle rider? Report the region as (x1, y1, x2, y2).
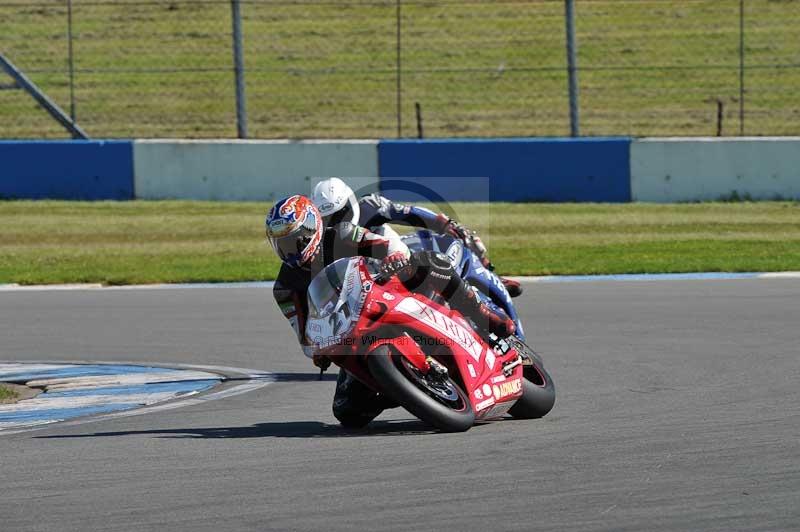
(266, 194, 515, 427)
(311, 177, 523, 297)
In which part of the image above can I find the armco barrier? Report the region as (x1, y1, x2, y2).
(133, 140, 380, 201)
(631, 138, 800, 202)
(377, 138, 632, 203)
(0, 140, 133, 200)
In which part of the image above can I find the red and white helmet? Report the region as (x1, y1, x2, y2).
(265, 195, 323, 268)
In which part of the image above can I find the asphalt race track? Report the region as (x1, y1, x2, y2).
(1, 279, 798, 532)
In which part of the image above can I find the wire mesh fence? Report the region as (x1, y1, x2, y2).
(1, 0, 798, 139)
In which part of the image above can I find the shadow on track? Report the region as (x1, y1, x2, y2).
(232, 372, 339, 383)
(35, 419, 443, 440)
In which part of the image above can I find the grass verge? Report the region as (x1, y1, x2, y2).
(1, 200, 799, 285)
(1, 1, 798, 138)
(0, 384, 19, 404)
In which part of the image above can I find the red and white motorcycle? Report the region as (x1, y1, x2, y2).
(306, 256, 556, 432)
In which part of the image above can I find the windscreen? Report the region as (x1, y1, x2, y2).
(307, 258, 355, 319)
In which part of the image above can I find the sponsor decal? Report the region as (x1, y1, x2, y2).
(476, 397, 496, 411)
(492, 378, 522, 400)
(344, 263, 359, 294)
(467, 363, 477, 378)
(395, 298, 483, 363)
(482, 384, 492, 397)
(475, 264, 512, 305)
(485, 349, 496, 370)
(320, 202, 335, 213)
(269, 218, 292, 237)
(382, 292, 396, 301)
(445, 240, 464, 268)
(474, 388, 484, 400)
(491, 374, 507, 384)
(363, 281, 373, 293)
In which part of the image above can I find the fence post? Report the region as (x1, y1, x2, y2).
(739, 0, 745, 136)
(67, 0, 76, 122)
(231, 0, 248, 139)
(396, 0, 402, 138)
(565, 0, 580, 137)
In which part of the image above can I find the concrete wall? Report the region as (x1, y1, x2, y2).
(132, 140, 380, 201)
(631, 138, 800, 202)
(378, 138, 632, 202)
(4, 137, 800, 203)
(0, 140, 133, 200)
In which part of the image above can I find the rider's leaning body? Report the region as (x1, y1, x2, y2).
(311, 177, 522, 297)
(266, 194, 515, 428)
(269, 195, 409, 358)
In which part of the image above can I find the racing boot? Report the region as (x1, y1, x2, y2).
(414, 250, 515, 339)
(500, 277, 523, 298)
(446, 276, 516, 339)
(332, 369, 394, 429)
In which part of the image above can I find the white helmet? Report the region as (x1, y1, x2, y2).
(311, 177, 361, 226)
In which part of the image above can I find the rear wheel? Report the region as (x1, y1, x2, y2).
(508, 349, 556, 419)
(368, 345, 475, 432)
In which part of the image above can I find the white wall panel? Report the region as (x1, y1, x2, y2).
(133, 140, 379, 201)
(631, 138, 800, 202)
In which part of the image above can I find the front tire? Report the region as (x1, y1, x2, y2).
(368, 345, 475, 432)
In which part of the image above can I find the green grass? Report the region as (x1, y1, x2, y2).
(1, 0, 798, 139)
(1, 201, 799, 285)
(0, 384, 18, 403)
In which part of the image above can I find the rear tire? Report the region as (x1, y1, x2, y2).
(368, 345, 475, 432)
(508, 358, 556, 419)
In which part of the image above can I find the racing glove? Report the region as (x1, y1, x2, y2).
(377, 251, 412, 284)
(303, 343, 331, 372)
(435, 214, 494, 270)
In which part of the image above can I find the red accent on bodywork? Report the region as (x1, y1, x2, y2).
(369, 335, 430, 373)
(317, 257, 525, 415)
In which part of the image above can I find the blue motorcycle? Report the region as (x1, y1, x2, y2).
(400, 230, 525, 341)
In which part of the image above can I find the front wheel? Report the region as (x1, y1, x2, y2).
(368, 345, 475, 432)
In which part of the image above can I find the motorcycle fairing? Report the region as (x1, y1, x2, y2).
(386, 294, 524, 417)
(400, 230, 524, 339)
(307, 256, 524, 419)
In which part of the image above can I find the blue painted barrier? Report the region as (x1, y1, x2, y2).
(0, 140, 134, 200)
(378, 138, 632, 203)
(1, 138, 639, 202)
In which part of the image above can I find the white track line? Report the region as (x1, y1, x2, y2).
(759, 272, 800, 279)
(0, 363, 273, 436)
